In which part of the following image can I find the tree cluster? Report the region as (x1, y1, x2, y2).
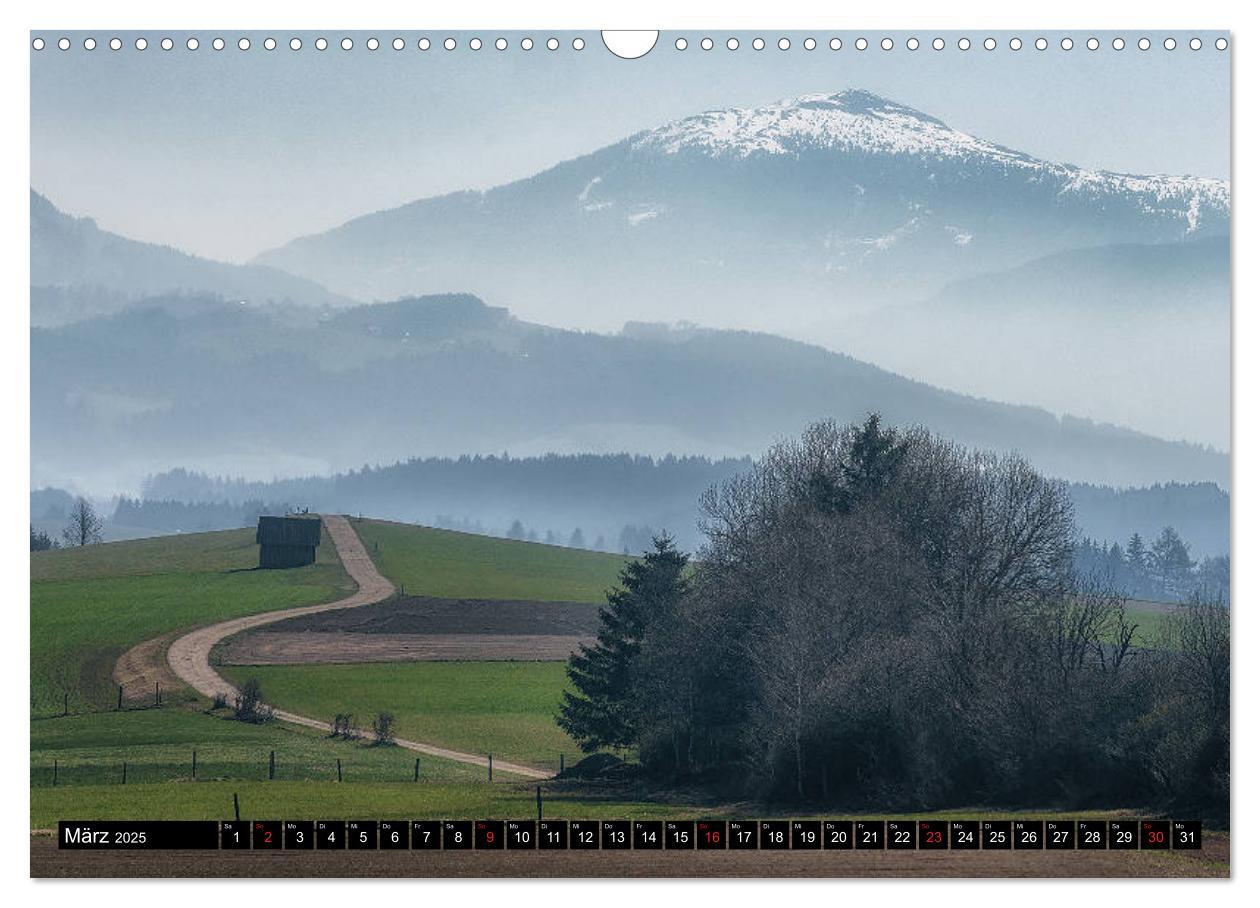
(232, 678, 273, 724)
(30, 526, 57, 551)
(113, 496, 290, 534)
(559, 416, 1229, 819)
(1075, 530, 1229, 604)
(330, 713, 358, 740)
(504, 518, 600, 550)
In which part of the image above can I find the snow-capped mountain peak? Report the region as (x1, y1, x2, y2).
(630, 88, 1228, 229)
(632, 88, 1032, 163)
(255, 88, 1229, 320)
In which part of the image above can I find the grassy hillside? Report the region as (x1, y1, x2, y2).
(29, 524, 562, 829)
(352, 518, 627, 602)
(31, 526, 349, 715)
(221, 662, 576, 771)
(215, 521, 622, 769)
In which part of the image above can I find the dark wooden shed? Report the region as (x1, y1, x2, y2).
(256, 515, 322, 569)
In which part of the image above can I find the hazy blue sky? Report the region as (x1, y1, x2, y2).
(32, 30, 1230, 263)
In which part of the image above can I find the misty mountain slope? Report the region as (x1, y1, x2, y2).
(31, 190, 347, 324)
(920, 236, 1229, 315)
(255, 89, 1227, 331)
(30, 293, 1226, 493)
(844, 237, 1231, 447)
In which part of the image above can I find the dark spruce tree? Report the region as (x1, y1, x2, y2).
(842, 411, 910, 501)
(557, 534, 689, 753)
(804, 412, 908, 514)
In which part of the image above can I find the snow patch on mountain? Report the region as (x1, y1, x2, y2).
(578, 176, 603, 203)
(627, 205, 664, 227)
(635, 89, 1034, 163)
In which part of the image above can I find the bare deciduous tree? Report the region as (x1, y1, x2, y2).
(232, 678, 273, 724)
(61, 497, 103, 547)
(330, 713, 357, 739)
(372, 712, 396, 746)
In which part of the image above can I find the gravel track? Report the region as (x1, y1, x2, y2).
(165, 515, 552, 781)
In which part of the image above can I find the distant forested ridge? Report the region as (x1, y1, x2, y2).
(126, 453, 1229, 562)
(1067, 481, 1229, 557)
(139, 454, 753, 551)
(111, 497, 292, 534)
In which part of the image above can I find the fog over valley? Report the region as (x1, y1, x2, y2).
(30, 89, 1230, 568)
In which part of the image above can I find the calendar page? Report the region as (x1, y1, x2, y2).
(28, 28, 1230, 879)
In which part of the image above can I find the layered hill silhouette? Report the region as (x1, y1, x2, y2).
(31, 190, 347, 326)
(248, 89, 1230, 445)
(29, 89, 1231, 490)
(31, 293, 1225, 492)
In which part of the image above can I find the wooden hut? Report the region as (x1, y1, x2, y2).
(256, 515, 322, 568)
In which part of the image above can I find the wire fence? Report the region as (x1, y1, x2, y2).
(32, 749, 575, 788)
(34, 685, 578, 786)
(32, 681, 201, 721)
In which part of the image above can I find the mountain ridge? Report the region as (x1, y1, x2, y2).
(258, 88, 1228, 272)
(31, 190, 347, 321)
(245, 89, 1229, 446)
(251, 88, 1228, 319)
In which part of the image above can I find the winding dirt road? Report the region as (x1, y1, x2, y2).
(165, 514, 552, 780)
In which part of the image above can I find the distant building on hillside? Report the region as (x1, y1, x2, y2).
(256, 515, 321, 568)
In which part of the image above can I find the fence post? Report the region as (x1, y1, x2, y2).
(156, 682, 161, 707)
(117, 685, 123, 711)
(269, 750, 275, 781)
(233, 792, 240, 821)
(53, 759, 58, 787)
(63, 692, 68, 717)
(414, 758, 420, 782)
(337, 758, 343, 782)
(488, 753, 493, 782)
(536, 785, 542, 824)
(192, 749, 197, 781)
(122, 761, 127, 785)
(560, 753, 565, 774)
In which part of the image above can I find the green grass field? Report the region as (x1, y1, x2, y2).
(221, 662, 577, 770)
(29, 524, 510, 829)
(31, 707, 485, 788)
(29, 520, 1222, 841)
(31, 526, 350, 715)
(29, 521, 634, 830)
(216, 522, 630, 770)
(30, 776, 1155, 830)
(1127, 604, 1180, 648)
(352, 518, 627, 602)
(30, 780, 690, 830)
